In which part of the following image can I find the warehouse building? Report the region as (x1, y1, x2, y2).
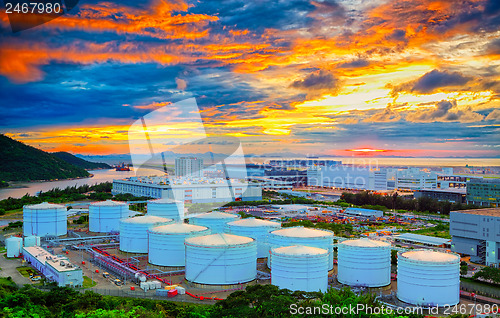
(23, 246, 83, 287)
(394, 233, 451, 248)
(450, 208, 500, 267)
(343, 207, 383, 218)
(466, 179, 500, 207)
(414, 188, 466, 203)
(112, 176, 262, 203)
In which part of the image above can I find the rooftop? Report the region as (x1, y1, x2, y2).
(91, 200, 127, 207)
(150, 223, 208, 234)
(341, 238, 390, 248)
(191, 211, 239, 219)
(394, 233, 451, 245)
(185, 233, 254, 246)
(401, 250, 459, 263)
(25, 202, 65, 209)
(23, 246, 80, 272)
(121, 215, 172, 224)
(451, 208, 500, 217)
(227, 218, 281, 227)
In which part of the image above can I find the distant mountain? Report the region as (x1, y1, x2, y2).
(53, 152, 111, 170)
(0, 134, 90, 182)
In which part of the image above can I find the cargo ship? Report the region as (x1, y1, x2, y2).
(115, 162, 131, 171)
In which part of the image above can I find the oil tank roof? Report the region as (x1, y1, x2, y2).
(6, 236, 23, 241)
(122, 215, 172, 224)
(273, 245, 327, 256)
(148, 198, 182, 204)
(401, 250, 459, 263)
(227, 218, 280, 227)
(91, 200, 126, 206)
(150, 223, 208, 234)
(271, 226, 333, 238)
(185, 233, 253, 246)
(341, 238, 390, 247)
(192, 211, 239, 219)
(25, 202, 64, 209)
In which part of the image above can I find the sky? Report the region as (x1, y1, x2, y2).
(0, 0, 499, 158)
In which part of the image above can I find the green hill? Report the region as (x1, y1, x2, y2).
(52, 152, 111, 170)
(0, 134, 90, 182)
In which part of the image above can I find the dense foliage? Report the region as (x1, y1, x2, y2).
(0, 279, 423, 318)
(341, 191, 479, 215)
(282, 219, 353, 237)
(0, 181, 8, 188)
(52, 152, 111, 170)
(472, 266, 500, 285)
(0, 134, 90, 182)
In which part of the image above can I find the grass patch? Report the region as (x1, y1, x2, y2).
(82, 276, 97, 288)
(17, 266, 36, 278)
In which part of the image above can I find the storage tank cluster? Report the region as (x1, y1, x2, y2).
(337, 238, 391, 287)
(23, 202, 67, 237)
(189, 211, 239, 233)
(225, 218, 281, 258)
(147, 198, 184, 221)
(148, 223, 211, 266)
(89, 200, 129, 233)
(185, 233, 257, 285)
(120, 215, 173, 253)
(397, 249, 460, 307)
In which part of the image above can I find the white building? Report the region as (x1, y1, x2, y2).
(175, 157, 203, 178)
(395, 168, 438, 190)
(307, 165, 388, 191)
(112, 176, 262, 203)
(23, 246, 83, 287)
(246, 177, 293, 190)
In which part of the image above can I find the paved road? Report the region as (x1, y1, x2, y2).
(0, 254, 32, 286)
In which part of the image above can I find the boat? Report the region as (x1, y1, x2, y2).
(115, 162, 131, 171)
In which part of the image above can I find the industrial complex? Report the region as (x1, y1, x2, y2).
(1, 160, 499, 313)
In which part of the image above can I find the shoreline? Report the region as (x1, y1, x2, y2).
(3, 173, 100, 190)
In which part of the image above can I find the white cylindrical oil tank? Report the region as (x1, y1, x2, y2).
(148, 223, 211, 266)
(6, 236, 23, 257)
(147, 198, 185, 221)
(23, 236, 41, 247)
(119, 215, 173, 253)
(23, 202, 67, 236)
(268, 227, 334, 269)
(185, 233, 257, 285)
(397, 250, 460, 307)
(225, 218, 281, 258)
(89, 200, 129, 233)
(271, 245, 329, 292)
(337, 238, 391, 287)
(189, 211, 239, 234)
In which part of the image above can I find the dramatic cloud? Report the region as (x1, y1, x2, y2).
(485, 109, 500, 121)
(392, 70, 472, 96)
(290, 69, 340, 98)
(363, 108, 402, 123)
(406, 100, 484, 123)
